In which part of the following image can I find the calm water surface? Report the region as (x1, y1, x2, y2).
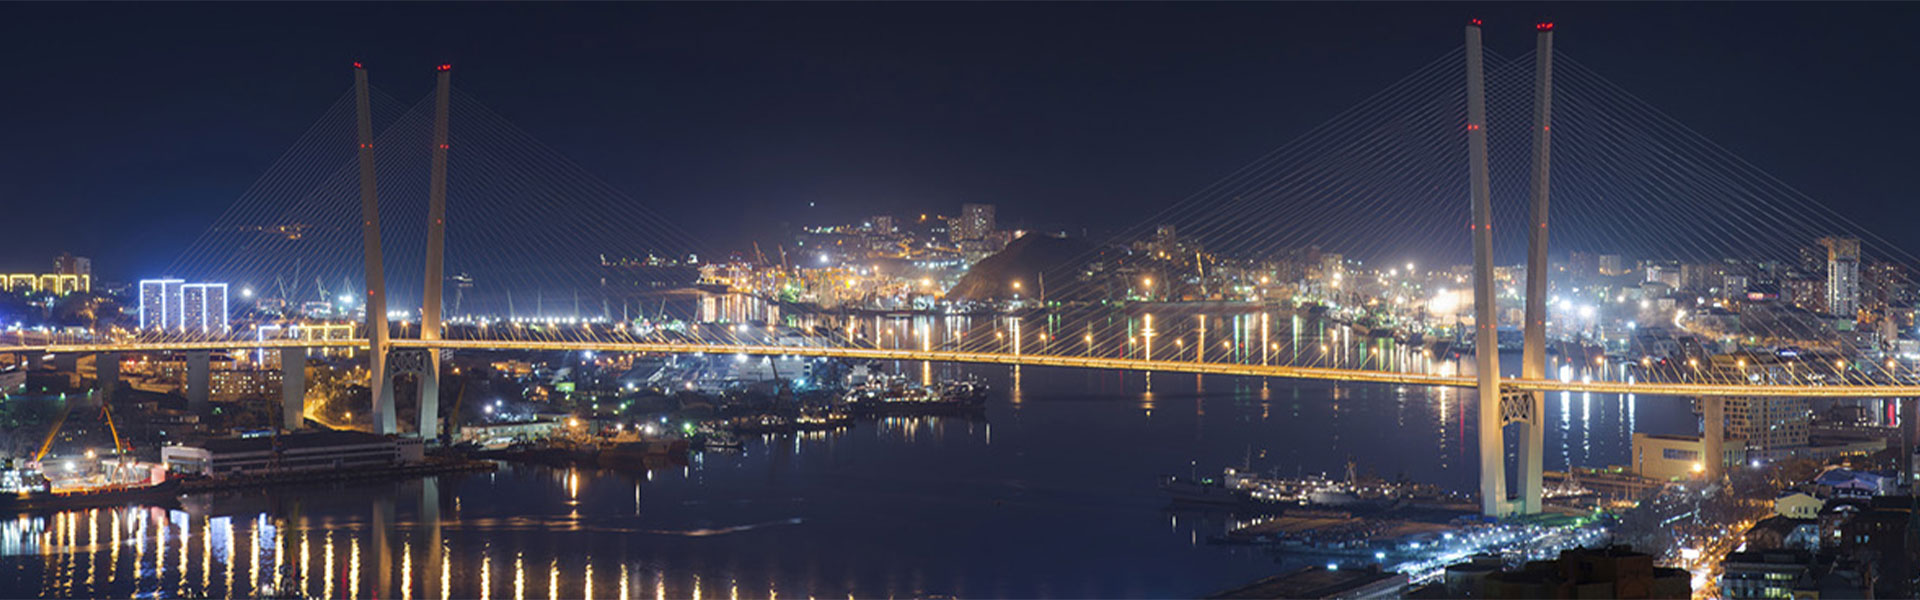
(1, 363, 1710, 598)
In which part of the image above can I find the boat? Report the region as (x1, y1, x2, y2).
(597, 439, 690, 467)
(0, 475, 181, 513)
(793, 408, 854, 431)
(1159, 475, 1244, 505)
(930, 376, 991, 403)
(840, 375, 986, 415)
(691, 429, 745, 450)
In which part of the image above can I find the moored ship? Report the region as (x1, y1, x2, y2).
(840, 374, 988, 415)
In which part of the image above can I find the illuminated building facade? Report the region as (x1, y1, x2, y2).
(1, 273, 90, 295)
(138, 279, 182, 329)
(1824, 236, 1861, 316)
(181, 283, 229, 333)
(0, 254, 93, 296)
(139, 278, 228, 332)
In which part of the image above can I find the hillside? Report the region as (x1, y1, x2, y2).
(946, 234, 1095, 301)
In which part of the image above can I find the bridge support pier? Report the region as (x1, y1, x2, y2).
(418, 354, 440, 441)
(1702, 396, 1725, 480)
(281, 347, 305, 430)
(1901, 397, 1915, 487)
(376, 349, 434, 437)
(1517, 395, 1546, 514)
(186, 350, 210, 415)
(94, 352, 118, 405)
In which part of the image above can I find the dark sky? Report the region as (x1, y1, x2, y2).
(4, 3, 1918, 280)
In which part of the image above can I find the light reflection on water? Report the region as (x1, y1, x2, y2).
(0, 364, 1703, 598)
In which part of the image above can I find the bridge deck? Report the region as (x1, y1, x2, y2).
(6, 338, 1914, 398)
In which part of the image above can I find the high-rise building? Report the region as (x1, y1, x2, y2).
(1782, 276, 1824, 311)
(1568, 251, 1598, 280)
(139, 279, 183, 330)
(1724, 396, 1810, 452)
(140, 278, 226, 333)
(955, 203, 995, 242)
(52, 253, 90, 278)
(1645, 264, 1682, 289)
(1597, 254, 1624, 276)
(869, 215, 896, 235)
(181, 283, 229, 333)
(1823, 237, 1861, 316)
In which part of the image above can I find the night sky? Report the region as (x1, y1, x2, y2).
(4, 3, 1918, 280)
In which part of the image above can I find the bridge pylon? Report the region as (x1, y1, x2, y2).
(358, 63, 453, 441)
(1464, 19, 1505, 517)
(1466, 20, 1553, 517)
(417, 63, 452, 442)
(1514, 22, 1555, 516)
(354, 63, 397, 435)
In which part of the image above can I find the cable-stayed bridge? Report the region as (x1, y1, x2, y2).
(3, 22, 1916, 517)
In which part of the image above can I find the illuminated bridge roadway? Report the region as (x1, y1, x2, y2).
(8, 336, 1918, 399)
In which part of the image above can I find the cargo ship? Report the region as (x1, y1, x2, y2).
(0, 465, 181, 513)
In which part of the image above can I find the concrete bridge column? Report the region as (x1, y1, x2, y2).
(1702, 396, 1725, 481)
(281, 347, 306, 430)
(1518, 399, 1545, 513)
(418, 356, 440, 442)
(186, 350, 211, 415)
(1902, 397, 1916, 487)
(95, 351, 118, 404)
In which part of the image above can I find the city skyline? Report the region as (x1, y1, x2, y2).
(2, 6, 1918, 599)
(7, 3, 1920, 279)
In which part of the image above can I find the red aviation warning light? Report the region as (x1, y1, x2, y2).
(353, 62, 364, 69)
(1536, 22, 1554, 31)
(1469, 18, 1483, 26)
(437, 64, 452, 71)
